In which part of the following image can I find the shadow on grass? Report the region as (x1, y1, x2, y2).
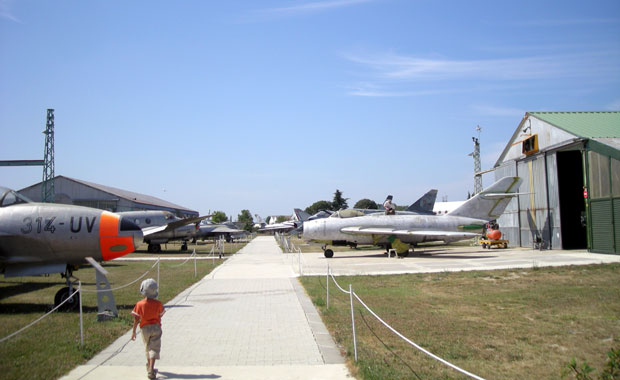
(0, 282, 60, 300)
(158, 371, 221, 379)
(0, 303, 138, 314)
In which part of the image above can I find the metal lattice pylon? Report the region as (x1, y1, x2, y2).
(471, 126, 482, 195)
(41, 109, 55, 203)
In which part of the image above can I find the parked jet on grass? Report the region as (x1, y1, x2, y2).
(303, 177, 522, 258)
(117, 210, 207, 253)
(194, 220, 246, 242)
(258, 209, 310, 233)
(0, 187, 143, 307)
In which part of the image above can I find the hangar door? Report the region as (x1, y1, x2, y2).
(557, 151, 587, 249)
(588, 151, 620, 254)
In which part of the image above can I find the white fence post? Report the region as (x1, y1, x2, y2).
(78, 281, 84, 347)
(350, 284, 357, 362)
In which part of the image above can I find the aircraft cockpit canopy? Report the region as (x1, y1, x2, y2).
(330, 209, 366, 219)
(0, 187, 33, 208)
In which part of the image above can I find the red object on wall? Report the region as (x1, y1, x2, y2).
(583, 187, 588, 199)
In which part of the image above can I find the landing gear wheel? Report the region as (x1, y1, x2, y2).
(398, 251, 409, 258)
(324, 249, 334, 258)
(148, 244, 162, 253)
(54, 286, 79, 311)
(181, 242, 188, 251)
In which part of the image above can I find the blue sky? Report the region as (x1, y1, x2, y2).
(1, 0, 619, 219)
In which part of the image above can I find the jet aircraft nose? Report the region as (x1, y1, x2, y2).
(302, 220, 317, 240)
(99, 212, 144, 261)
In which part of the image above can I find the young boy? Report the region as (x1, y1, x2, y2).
(131, 278, 165, 379)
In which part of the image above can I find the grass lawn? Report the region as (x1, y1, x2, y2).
(300, 263, 620, 380)
(0, 239, 246, 380)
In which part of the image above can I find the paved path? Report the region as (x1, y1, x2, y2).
(60, 237, 351, 380)
(298, 245, 620, 276)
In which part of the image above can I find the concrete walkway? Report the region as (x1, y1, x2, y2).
(60, 237, 351, 380)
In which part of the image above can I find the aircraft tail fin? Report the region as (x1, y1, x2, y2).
(447, 177, 522, 220)
(293, 208, 311, 222)
(406, 189, 438, 214)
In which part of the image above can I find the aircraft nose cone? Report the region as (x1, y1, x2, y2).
(302, 220, 315, 240)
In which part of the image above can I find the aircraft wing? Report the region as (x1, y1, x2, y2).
(143, 215, 208, 237)
(340, 226, 479, 240)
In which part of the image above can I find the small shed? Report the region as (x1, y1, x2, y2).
(494, 111, 620, 254)
(19, 175, 198, 218)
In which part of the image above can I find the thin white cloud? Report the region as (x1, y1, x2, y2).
(244, 0, 373, 21)
(344, 50, 620, 81)
(343, 48, 620, 96)
(0, 0, 20, 23)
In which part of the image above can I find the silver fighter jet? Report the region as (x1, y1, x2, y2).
(0, 187, 143, 307)
(303, 177, 521, 257)
(118, 210, 207, 253)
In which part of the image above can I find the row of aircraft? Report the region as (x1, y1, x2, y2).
(117, 211, 245, 253)
(0, 187, 244, 307)
(0, 177, 521, 307)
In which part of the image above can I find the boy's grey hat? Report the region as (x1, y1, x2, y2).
(140, 278, 159, 299)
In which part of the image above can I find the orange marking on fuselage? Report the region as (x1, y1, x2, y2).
(99, 211, 135, 261)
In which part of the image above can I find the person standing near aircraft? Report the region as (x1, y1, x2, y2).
(383, 195, 396, 215)
(131, 278, 165, 379)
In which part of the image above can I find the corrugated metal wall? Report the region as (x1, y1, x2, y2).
(495, 161, 520, 246)
(497, 153, 563, 250)
(546, 153, 562, 249)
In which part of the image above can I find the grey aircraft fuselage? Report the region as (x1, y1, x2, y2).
(194, 222, 245, 242)
(303, 177, 522, 257)
(303, 213, 484, 246)
(0, 187, 143, 307)
(118, 210, 204, 252)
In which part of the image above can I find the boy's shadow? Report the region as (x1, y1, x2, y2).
(157, 371, 221, 379)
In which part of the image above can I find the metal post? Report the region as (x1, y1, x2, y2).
(298, 247, 302, 276)
(78, 281, 84, 347)
(326, 264, 329, 309)
(157, 257, 160, 286)
(194, 250, 197, 277)
(349, 284, 357, 362)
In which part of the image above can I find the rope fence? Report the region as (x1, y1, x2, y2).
(0, 244, 221, 345)
(325, 263, 486, 380)
(275, 233, 305, 276)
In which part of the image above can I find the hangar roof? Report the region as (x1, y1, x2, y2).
(495, 111, 620, 167)
(63, 176, 198, 214)
(529, 111, 620, 138)
(19, 175, 198, 215)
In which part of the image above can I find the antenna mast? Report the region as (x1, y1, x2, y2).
(471, 125, 482, 195)
(41, 109, 55, 203)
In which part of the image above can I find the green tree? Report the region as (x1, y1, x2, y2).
(332, 189, 349, 210)
(211, 211, 227, 223)
(305, 200, 333, 215)
(237, 209, 254, 232)
(354, 199, 378, 209)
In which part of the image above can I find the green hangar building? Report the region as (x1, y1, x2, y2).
(494, 111, 620, 254)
